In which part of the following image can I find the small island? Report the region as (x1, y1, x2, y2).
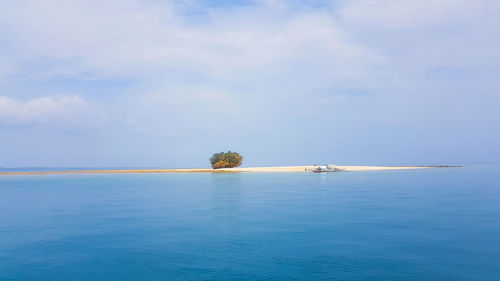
(0, 150, 459, 176)
(0, 165, 445, 176)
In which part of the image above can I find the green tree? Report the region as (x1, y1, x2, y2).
(210, 151, 243, 169)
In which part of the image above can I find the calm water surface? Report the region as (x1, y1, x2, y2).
(1, 166, 499, 280)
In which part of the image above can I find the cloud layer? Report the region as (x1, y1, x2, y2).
(0, 96, 85, 125)
(0, 0, 499, 166)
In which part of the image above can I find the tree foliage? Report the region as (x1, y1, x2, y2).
(210, 151, 243, 169)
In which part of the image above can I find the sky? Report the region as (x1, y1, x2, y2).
(0, 0, 499, 168)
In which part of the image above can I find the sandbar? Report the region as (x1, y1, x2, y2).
(0, 165, 444, 176)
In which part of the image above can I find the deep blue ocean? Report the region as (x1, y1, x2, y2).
(1, 166, 499, 280)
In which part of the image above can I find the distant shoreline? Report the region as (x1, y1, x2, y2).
(0, 165, 458, 176)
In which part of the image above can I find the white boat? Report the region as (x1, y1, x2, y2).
(311, 164, 343, 173)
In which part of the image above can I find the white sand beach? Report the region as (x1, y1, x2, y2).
(0, 165, 435, 175)
(216, 165, 432, 172)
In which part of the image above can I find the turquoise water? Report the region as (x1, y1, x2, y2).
(1, 167, 499, 280)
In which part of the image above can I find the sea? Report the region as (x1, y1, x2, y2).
(1, 166, 499, 280)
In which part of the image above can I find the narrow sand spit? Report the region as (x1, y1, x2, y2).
(0, 166, 436, 175)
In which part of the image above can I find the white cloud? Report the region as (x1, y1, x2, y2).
(0, 95, 85, 124)
(339, 0, 493, 29)
(0, 0, 373, 83)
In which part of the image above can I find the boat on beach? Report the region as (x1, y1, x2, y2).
(310, 164, 344, 173)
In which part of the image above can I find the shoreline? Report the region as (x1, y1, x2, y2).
(0, 165, 454, 176)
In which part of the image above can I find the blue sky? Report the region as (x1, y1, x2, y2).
(0, 0, 499, 167)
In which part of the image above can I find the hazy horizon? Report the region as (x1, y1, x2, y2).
(1, 0, 499, 167)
